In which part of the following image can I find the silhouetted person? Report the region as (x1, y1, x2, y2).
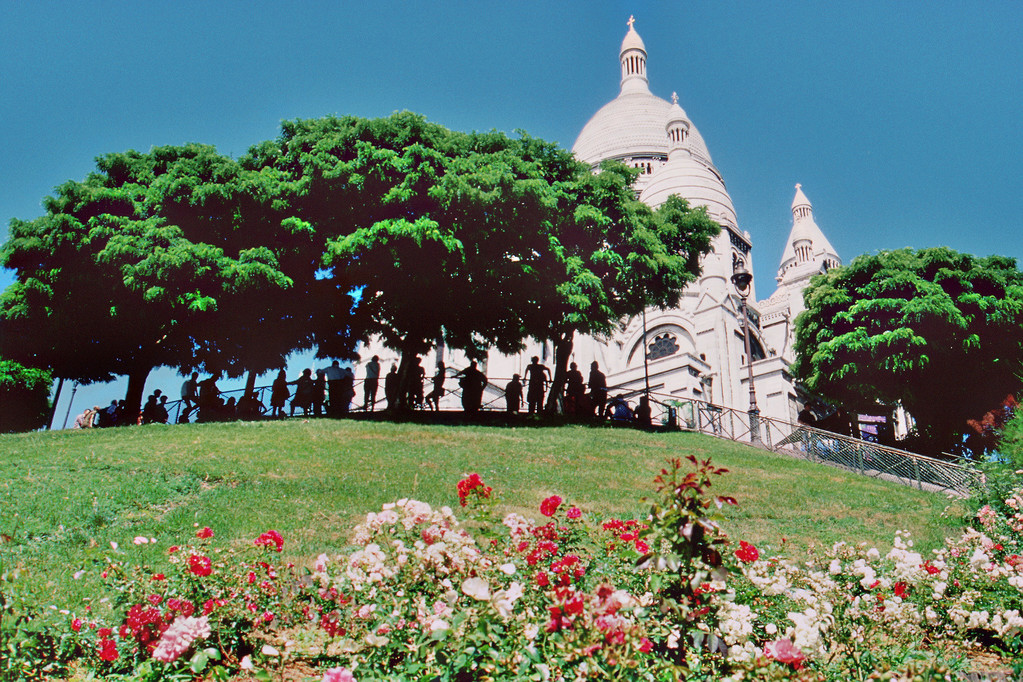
(114, 399, 132, 426)
(458, 360, 487, 414)
(180, 372, 199, 422)
(424, 361, 446, 411)
(798, 406, 816, 427)
(524, 356, 551, 415)
(312, 369, 327, 416)
(197, 375, 221, 422)
(98, 400, 117, 427)
(270, 369, 289, 418)
(403, 357, 425, 409)
(588, 361, 608, 418)
(325, 360, 344, 416)
(565, 362, 585, 416)
(154, 395, 169, 424)
(290, 368, 315, 416)
(364, 355, 381, 411)
(384, 365, 399, 411)
(238, 391, 264, 420)
(505, 374, 523, 414)
(339, 366, 356, 415)
(635, 395, 652, 428)
(142, 394, 160, 424)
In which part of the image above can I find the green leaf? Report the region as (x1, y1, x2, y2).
(190, 650, 209, 673)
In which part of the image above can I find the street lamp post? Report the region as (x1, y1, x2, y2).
(730, 262, 760, 444)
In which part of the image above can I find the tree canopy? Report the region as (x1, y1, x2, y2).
(250, 113, 719, 408)
(2, 112, 720, 419)
(792, 247, 1023, 455)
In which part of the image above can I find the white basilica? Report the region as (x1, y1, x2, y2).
(361, 19, 841, 425)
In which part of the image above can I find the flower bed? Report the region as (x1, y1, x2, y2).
(2, 457, 1022, 680)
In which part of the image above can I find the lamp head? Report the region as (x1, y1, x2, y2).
(730, 261, 753, 296)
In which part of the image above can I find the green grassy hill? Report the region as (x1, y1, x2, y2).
(0, 419, 957, 607)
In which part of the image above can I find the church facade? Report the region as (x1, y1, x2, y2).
(360, 19, 841, 424)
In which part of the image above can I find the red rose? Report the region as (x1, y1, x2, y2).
(187, 554, 213, 577)
(196, 526, 214, 539)
(735, 540, 759, 563)
(98, 637, 119, 662)
(255, 530, 284, 552)
(567, 506, 582, 519)
(456, 473, 492, 506)
(540, 495, 562, 517)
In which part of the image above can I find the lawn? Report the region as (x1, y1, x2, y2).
(0, 418, 957, 610)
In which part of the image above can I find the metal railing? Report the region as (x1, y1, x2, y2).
(658, 395, 980, 496)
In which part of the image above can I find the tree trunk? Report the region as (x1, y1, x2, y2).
(123, 367, 152, 425)
(47, 377, 64, 430)
(245, 370, 258, 397)
(394, 342, 421, 414)
(545, 331, 574, 414)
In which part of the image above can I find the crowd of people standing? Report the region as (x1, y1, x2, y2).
(72, 355, 654, 428)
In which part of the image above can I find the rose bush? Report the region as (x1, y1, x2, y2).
(2, 459, 1021, 680)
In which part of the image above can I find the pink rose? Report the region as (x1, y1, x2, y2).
(764, 638, 805, 669)
(321, 667, 356, 682)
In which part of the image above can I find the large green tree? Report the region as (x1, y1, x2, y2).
(792, 247, 1023, 455)
(260, 113, 718, 409)
(0, 145, 294, 415)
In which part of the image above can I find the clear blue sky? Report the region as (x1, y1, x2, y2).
(3, 1, 1022, 424)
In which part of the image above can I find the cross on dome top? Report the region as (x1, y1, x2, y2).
(672, 92, 679, 105)
(627, 15, 635, 29)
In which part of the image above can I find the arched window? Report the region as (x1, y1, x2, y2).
(647, 333, 680, 361)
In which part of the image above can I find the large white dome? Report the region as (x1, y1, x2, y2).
(571, 22, 718, 187)
(573, 93, 713, 168)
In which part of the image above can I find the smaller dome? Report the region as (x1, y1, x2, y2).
(792, 183, 811, 211)
(667, 93, 689, 126)
(640, 154, 738, 228)
(620, 16, 646, 53)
